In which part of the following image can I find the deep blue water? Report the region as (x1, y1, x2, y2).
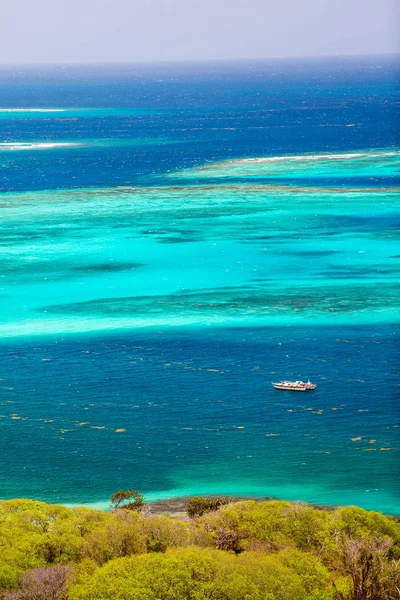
(1, 56, 399, 192)
(0, 325, 399, 513)
(0, 56, 399, 512)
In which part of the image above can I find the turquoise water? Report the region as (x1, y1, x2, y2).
(0, 59, 399, 513)
(0, 107, 160, 119)
(1, 150, 399, 337)
(175, 150, 399, 180)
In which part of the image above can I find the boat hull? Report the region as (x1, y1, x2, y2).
(272, 384, 307, 391)
(271, 381, 316, 391)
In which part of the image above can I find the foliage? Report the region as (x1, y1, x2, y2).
(110, 490, 145, 512)
(1, 565, 70, 600)
(80, 509, 145, 565)
(334, 535, 396, 600)
(187, 496, 229, 518)
(0, 498, 399, 600)
(141, 514, 191, 552)
(68, 548, 332, 600)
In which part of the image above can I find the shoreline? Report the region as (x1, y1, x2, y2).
(142, 495, 400, 520)
(146, 495, 271, 520)
(62, 487, 400, 518)
(3, 494, 400, 520)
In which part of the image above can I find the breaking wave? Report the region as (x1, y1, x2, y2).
(241, 150, 398, 163)
(0, 108, 65, 113)
(0, 141, 81, 151)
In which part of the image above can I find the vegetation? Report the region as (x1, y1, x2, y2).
(187, 496, 229, 518)
(0, 497, 399, 599)
(110, 489, 145, 512)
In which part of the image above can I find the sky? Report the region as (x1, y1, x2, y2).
(1, 0, 399, 64)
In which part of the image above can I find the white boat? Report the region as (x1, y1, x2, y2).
(272, 380, 316, 391)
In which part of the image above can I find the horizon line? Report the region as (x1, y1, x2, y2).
(0, 52, 399, 68)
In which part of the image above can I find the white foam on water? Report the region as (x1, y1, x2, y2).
(0, 142, 82, 151)
(172, 148, 399, 178)
(0, 108, 66, 113)
(241, 151, 398, 164)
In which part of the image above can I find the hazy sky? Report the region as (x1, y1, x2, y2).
(2, 0, 399, 64)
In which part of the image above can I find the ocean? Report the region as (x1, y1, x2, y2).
(0, 56, 399, 513)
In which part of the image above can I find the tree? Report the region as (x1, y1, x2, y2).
(187, 497, 229, 518)
(110, 490, 145, 512)
(81, 511, 145, 565)
(3, 565, 70, 600)
(335, 534, 394, 600)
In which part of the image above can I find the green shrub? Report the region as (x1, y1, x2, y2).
(187, 496, 229, 518)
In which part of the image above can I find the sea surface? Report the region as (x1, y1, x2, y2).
(0, 57, 399, 513)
